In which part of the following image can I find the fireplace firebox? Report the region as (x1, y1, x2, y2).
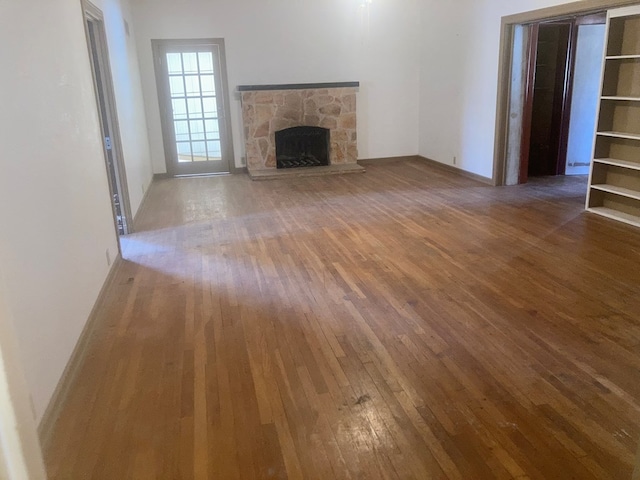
(275, 126, 330, 169)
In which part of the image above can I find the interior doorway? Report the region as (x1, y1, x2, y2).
(518, 13, 606, 184)
(83, 1, 132, 238)
(502, 11, 608, 186)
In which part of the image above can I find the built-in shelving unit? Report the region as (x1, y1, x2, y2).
(587, 6, 640, 228)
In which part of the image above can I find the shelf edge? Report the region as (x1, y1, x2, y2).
(593, 158, 640, 171)
(591, 184, 640, 201)
(597, 131, 640, 141)
(587, 207, 640, 228)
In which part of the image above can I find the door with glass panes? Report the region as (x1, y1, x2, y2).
(153, 39, 233, 175)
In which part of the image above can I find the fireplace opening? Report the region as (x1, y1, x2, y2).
(275, 126, 330, 169)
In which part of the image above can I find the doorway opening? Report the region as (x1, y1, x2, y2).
(516, 13, 607, 185)
(152, 39, 234, 176)
(83, 1, 132, 239)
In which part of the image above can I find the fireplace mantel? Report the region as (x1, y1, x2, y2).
(239, 82, 360, 177)
(238, 81, 359, 92)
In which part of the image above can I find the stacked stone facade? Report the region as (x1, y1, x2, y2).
(240, 87, 358, 172)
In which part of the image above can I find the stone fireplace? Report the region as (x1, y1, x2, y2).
(238, 82, 363, 178)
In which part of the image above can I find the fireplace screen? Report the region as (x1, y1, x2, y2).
(275, 126, 330, 169)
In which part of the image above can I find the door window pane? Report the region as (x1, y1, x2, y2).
(192, 141, 207, 160)
(202, 97, 217, 117)
(169, 76, 185, 97)
(200, 75, 216, 96)
(184, 76, 200, 97)
(182, 53, 198, 73)
(205, 119, 220, 139)
(174, 121, 190, 142)
(166, 53, 183, 74)
(207, 140, 221, 159)
(187, 98, 203, 119)
(198, 52, 214, 73)
(190, 120, 205, 141)
(171, 99, 187, 120)
(176, 142, 192, 162)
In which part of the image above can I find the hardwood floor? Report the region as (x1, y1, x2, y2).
(45, 159, 640, 479)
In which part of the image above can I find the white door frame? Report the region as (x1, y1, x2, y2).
(82, 0, 133, 238)
(152, 38, 235, 176)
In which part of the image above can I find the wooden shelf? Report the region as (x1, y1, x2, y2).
(591, 183, 640, 201)
(597, 131, 640, 141)
(606, 54, 640, 60)
(601, 95, 640, 101)
(588, 206, 640, 227)
(594, 158, 640, 170)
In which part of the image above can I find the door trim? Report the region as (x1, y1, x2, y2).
(152, 38, 235, 176)
(82, 0, 132, 237)
(519, 23, 539, 184)
(493, 0, 639, 186)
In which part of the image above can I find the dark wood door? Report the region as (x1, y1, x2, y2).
(524, 22, 572, 179)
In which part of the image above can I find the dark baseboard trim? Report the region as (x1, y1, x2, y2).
(38, 254, 123, 451)
(416, 155, 495, 185)
(153, 173, 171, 180)
(358, 155, 417, 165)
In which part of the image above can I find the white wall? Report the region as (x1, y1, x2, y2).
(130, 0, 422, 172)
(418, 0, 584, 179)
(0, 269, 47, 480)
(418, 0, 478, 171)
(0, 0, 149, 423)
(93, 0, 154, 215)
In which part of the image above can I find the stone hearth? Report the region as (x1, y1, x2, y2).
(239, 82, 360, 177)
